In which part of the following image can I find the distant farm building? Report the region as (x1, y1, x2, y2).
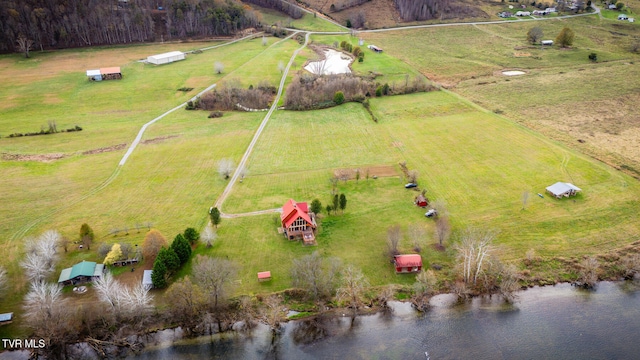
(393, 254, 422, 274)
(58, 261, 105, 285)
(281, 199, 317, 245)
(147, 51, 186, 65)
(367, 45, 383, 53)
(0, 312, 13, 326)
(142, 270, 153, 290)
(541, 40, 554, 46)
(86, 67, 122, 81)
(546, 182, 582, 198)
(415, 194, 428, 207)
(498, 11, 513, 18)
(618, 14, 629, 20)
(258, 271, 271, 281)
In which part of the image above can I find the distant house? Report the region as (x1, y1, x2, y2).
(147, 51, 186, 65)
(532, 10, 547, 15)
(0, 312, 13, 326)
(629, 18, 635, 22)
(393, 254, 422, 274)
(86, 67, 122, 81)
(516, 11, 531, 16)
(545, 182, 582, 198)
(142, 270, 153, 290)
(618, 14, 629, 20)
(281, 199, 317, 245)
(367, 45, 383, 53)
(608, 4, 617, 9)
(499, 11, 514, 18)
(541, 40, 554, 46)
(58, 261, 105, 285)
(546, 7, 556, 12)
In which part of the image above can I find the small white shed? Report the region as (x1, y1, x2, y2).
(86, 69, 102, 81)
(541, 40, 554, 46)
(142, 270, 153, 290)
(147, 51, 186, 65)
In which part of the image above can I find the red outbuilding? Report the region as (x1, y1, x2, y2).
(393, 254, 423, 274)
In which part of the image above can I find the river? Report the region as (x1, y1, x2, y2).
(124, 281, 640, 359)
(2, 281, 639, 359)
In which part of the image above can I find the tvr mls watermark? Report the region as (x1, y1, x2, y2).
(2, 338, 46, 349)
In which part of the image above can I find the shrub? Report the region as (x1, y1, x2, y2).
(588, 53, 597, 62)
(334, 91, 345, 105)
(208, 111, 223, 118)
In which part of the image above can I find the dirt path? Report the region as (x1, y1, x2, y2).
(215, 32, 308, 218)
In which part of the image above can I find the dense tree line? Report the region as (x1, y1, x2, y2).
(241, 0, 303, 19)
(0, 0, 260, 53)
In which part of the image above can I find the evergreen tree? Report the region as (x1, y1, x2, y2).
(339, 194, 347, 213)
(310, 199, 323, 214)
(183, 227, 199, 245)
(151, 260, 167, 288)
(171, 234, 192, 265)
(210, 207, 221, 228)
(157, 247, 181, 272)
(332, 194, 340, 215)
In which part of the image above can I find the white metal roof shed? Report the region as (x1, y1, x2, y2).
(147, 51, 185, 65)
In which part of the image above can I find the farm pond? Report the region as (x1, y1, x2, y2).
(3, 281, 640, 359)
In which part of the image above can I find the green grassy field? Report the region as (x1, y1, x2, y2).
(2, 11, 640, 340)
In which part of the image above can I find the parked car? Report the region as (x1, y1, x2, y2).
(405, 183, 418, 189)
(425, 209, 437, 217)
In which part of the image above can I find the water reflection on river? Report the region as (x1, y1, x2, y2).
(128, 281, 640, 359)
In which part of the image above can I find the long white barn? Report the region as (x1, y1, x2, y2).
(147, 51, 185, 65)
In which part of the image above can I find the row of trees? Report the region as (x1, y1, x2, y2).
(527, 26, 575, 48)
(0, 0, 262, 54)
(149, 229, 195, 288)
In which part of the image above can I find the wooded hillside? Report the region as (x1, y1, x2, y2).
(0, 0, 260, 53)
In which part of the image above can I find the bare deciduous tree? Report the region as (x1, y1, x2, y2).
(0, 267, 8, 298)
(455, 228, 497, 285)
(16, 35, 34, 58)
(435, 215, 451, 248)
(620, 254, 640, 279)
(23, 281, 78, 355)
(291, 252, 341, 299)
(200, 226, 217, 248)
(277, 60, 285, 73)
(522, 190, 529, 210)
(218, 158, 235, 179)
(412, 269, 437, 311)
(337, 265, 369, 317)
(58, 236, 69, 253)
(21, 230, 60, 282)
(142, 229, 167, 261)
(578, 256, 599, 288)
(120, 243, 132, 259)
(262, 36, 268, 46)
(408, 223, 426, 253)
(94, 272, 154, 322)
(214, 61, 224, 74)
(164, 276, 207, 335)
(386, 225, 402, 260)
(192, 255, 238, 309)
(496, 262, 521, 303)
(407, 169, 419, 184)
(98, 243, 111, 259)
(527, 27, 544, 44)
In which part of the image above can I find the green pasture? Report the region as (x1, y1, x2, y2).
(362, 16, 637, 84)
(249, 2, 345, 32)
(224, 91, 640, 270)
(0, 36, 285, 152)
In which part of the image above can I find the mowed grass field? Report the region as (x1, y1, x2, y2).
(363, 15, 640, 180)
